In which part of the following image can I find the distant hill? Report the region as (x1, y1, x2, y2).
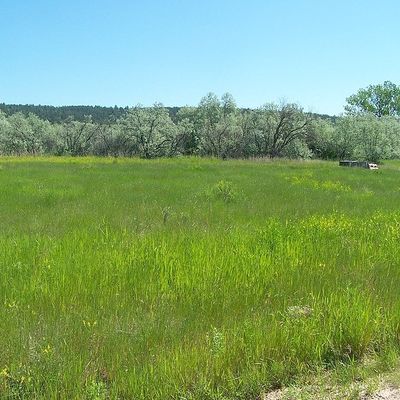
(0, 103, 335, 123)
(0, 103, 130, 123)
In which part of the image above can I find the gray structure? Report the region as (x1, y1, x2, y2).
(339, 160, 378, 169)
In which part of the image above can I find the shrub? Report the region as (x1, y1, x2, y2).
(211, 180, 237, 203)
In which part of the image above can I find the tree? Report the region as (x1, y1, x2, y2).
(353, 115, 390, 162)
(381, 116, 400, 158)
(331, 116, 360, 160)
(175, 107, 200, 155)
(234, 110, 258, 158)
(306, 118, 337, 159)
(345, 81, 400, 117)
(91, 123, 126, 156)
(253, 102, 311, 158)
(330, 115, 395, 162)
(0, 103, 128, 123)
(119, 103, 178, 158)
(0, 111, 11, 154)
(58, 116, 97, 156)
(1, 113, 51, 155)
(196, 93, 241, 157)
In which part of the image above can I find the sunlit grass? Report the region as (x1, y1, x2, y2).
(0, 157, 400, 399)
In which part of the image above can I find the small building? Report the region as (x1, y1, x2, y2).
(339, 160, 378, 170)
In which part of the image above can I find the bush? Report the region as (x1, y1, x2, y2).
(211, 180, 237, 203)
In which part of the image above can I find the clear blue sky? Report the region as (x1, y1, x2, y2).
(1, 0, 399, 115)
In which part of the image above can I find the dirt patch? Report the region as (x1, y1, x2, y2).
(362, 386, 400, 400)
(262, 384, 400, 400)
(263, 390, 284, 400)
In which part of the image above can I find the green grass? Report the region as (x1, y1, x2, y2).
(1, 157, 400, 399)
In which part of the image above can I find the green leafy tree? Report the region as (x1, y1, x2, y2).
(345, 81, 400, 117)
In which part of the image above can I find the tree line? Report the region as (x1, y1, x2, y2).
(1, 82, 400, 161)
(0, 103, 183, 124)
(0, 104, 129, 124)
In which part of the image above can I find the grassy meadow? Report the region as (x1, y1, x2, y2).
(1, 157, 400, 399)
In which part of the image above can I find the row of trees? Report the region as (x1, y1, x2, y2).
(0, 103, 130, 123)
(1, 83, 400, 161)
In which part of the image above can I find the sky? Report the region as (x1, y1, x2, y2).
(1, 0, 399, 115)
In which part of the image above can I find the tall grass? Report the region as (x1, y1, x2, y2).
(1, 157, 400, 399)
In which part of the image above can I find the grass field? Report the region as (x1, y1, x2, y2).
(1, 157, 400, 399)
